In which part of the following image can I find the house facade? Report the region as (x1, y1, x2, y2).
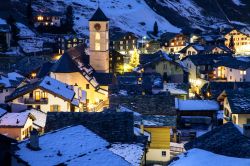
(0, 112, 35, 140)
(0, 19, 11, 52)
(33, 11, 63, 27)
(217, 89, 250, 126)
(224, 28, 250, 55)
(110, 32, 138, 55)
(6, 76, 85, 113)
(57, 35, 85, 55)
(164, 34, 188, 53)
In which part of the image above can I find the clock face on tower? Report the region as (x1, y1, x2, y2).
(94, 23, 101, 31)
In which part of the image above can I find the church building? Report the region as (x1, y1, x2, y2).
(40, 8, 113, 111)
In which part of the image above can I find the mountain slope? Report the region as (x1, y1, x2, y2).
(32, 0, 180, 36)
(145, 0, 250, 30)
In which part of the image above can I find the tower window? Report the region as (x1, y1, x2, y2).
(95, 32, 100, 40)
(95, 43, 100, 50)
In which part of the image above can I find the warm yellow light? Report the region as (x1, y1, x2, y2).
(37, 16, 43, 21)
(146, 44, 149, 48)
(31, 73, 36, 78)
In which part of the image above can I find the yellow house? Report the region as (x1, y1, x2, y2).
(217, 89, 250, 126)
(140, 116, 176, 165)
(0, 112, 35, 140)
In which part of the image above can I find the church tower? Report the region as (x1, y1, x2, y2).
(89, 8, 109, 73)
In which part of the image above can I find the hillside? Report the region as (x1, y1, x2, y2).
(10, 0, 250, 37)
(31, 0, 180, 36)
(145, 0, 250, 30)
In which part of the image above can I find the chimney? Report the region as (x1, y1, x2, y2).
(29, 129, 40, 150)
(243, 124, 250, 138)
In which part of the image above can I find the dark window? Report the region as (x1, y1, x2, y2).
(247, 119, 250, 124)
(86, 84, 90, 89)
(162, 151, 166, 157)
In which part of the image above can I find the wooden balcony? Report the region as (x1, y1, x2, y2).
(24, 98, 48, 104)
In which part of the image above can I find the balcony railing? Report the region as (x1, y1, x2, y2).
(24, 98, 48, 104)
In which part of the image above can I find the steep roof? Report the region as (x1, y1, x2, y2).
(6, 76, 76, 103)
(89, 8, 109, 21)
(222, 89, 250, 114)
(185, 122, 250, 158)
(50, 53, 80, 73)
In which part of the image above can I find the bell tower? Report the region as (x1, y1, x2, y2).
(89, 8, 109, 73)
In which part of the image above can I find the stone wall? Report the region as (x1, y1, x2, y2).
(45, 111, 134, 142)
(110, 94, 176, 115)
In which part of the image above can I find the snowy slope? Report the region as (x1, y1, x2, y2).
(145, 0, 250, 30)
(32, 0, 180, 36)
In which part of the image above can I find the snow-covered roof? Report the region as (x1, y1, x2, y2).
(16, 23, 36, 38)
(6, 76, 77, 104)
(15, 125, 133, 166)
(169, 148, 250, 166)
(0, 18, 6, 25)
(0, 72, 24, 88)
(0, 112, 35, 127)
(39, 76, 75, 101)
(26, 109, 47, 128)
(110, 144, 144, 166)
(175, 99, 219, 111)
(0, 108, 7, 117)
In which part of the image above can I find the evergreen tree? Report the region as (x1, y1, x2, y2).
(7, 15, 20, 46)
(65, 5, 74, 32)
(153, 21, 158, 36)
(229, 35, 235, 53)
(129, 48, 140, 68)
(27, 0, 33, 25)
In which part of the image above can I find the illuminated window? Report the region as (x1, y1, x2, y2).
(42, 92, 47, 98)
(95, 32, 100, 40)
(35, 91, 40, 101)
(73, 38, 77, 42)
(95, 43, 100, 50)
(37, 16, 43, 21)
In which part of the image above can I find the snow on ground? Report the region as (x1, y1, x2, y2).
(110, 144, 144, 166)
(16, 23, 36, 38)
(169, 148, 250, 166)
(232, 0, 245, 6)
(33, 0, 180, 36)
(155, 0, 226, 29)
(163, 83, 187, 95)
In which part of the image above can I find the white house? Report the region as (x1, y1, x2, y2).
(5, 76, 86, 113)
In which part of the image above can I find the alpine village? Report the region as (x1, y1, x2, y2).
(0, 0, 250, 166)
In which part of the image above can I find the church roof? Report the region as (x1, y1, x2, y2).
(50, 53, 80, 73)
(89, 7, 109, 21)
